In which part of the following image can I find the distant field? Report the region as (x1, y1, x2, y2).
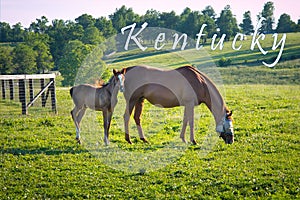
(0, 32, 299, 199)
(104, 32, 300, 85)
(106, 32, 300, 68)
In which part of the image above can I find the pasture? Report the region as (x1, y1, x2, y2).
(1, 33, 300, 199)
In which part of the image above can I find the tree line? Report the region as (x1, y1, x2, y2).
(0, 1, 299, 85)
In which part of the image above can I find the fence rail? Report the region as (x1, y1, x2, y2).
(0, 74, 55, 80)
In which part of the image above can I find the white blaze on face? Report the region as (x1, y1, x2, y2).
(216, 123, 224, 133)
(118, 74, 125, 92)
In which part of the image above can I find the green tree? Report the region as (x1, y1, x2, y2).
(142, 9, 161, 27)
(179, 8, 192, 23)
(47, 20, 84, 65)
(179, 11, 203, 36)
(25, 31, 50, 44)
(11, 23, 24, 42)
(95, 17, 116, 37)
(159, 11, 179, 29)
(58, 40, 92, 86)
(202, 5, 216, 20)
(178, 8, 192, 33)
(67, 21, 85, 40)
(240, 11, 254, 35)
(201, 6, 217, 39)
(109, 6, 140, 31)
(0, 22, 12, 42)
(81, 25, 105, 45)
(33, 41, 54, 73)
(216, 5, 239, 40)
(47, 19, 68, 64)
(75, 14, 95, 29)
(29, 16, 49, 33)
(276, 13, 296, 33)
(75, 46, 107, 84)
(24, 31, 54, 73)
(12, 44, 37, 74)
(0, 46, 13, 74)
(297, 19, 300, 32)
(202, 14, 217, 39)
(258, 1, 275, 33)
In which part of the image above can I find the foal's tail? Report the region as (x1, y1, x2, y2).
(70, 87, 74, 98)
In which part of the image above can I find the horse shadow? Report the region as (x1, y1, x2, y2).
(1, 146, 89, 156)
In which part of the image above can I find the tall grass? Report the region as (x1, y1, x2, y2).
(0, 84, 299, 199)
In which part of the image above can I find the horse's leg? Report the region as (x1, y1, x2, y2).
(102, 110, 109, 145)
(103, 110, 112, 145)
(75, 107, 86, 143)
(180, 106, 189, 143)
(77, 107, 86, 126)
(186, 104, 197, 145)
(71, 106, 82, 144)
(134, 99, 148, 143)
(107, 110, 113, 142)
(124, 100, 135, 144)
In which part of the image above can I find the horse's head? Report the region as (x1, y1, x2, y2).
(113, 69, 126, 92)
(216, 110, 234, 144)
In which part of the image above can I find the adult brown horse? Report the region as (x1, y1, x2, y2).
(70, 69, 125, 145)
(122, 65, 234, 145)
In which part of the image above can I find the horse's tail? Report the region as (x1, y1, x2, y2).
(70, 87, 74, 98)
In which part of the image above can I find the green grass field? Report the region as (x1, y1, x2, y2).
(0, 33, 300, 199)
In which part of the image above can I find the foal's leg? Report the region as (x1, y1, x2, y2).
(124, 101, 135, 144)
(71, 106, 82, 144)
(134, 99, 148, 143)
(106, 111, 113, 142)
(75, 107, 86, 143)
(180, 106, 189, 143)
(77, 107, 86, 126)
(103, 110, 113, 145)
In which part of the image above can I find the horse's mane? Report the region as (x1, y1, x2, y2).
(124, 66, 137, 73)
(93, 75, 115, 88)
(94, 78, 105, 87)
(190, 65, 230, 113)
(177, 65, 229, 113)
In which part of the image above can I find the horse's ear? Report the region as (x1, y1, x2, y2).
(113, 69, 117, 76)
(121, 68, 126, 74)
(227, 110, 233, 117)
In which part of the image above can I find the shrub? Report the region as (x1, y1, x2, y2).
(218, 57, 232, 67)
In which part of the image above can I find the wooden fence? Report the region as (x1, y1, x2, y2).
(0, 74, 57, 115)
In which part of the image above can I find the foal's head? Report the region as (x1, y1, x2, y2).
(217, 110, 234, 144)
(113, 69, 125, 92)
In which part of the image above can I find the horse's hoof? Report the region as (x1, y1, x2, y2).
(104, 138, 110, 146)
(191, 140, 197, 145)
(141, 138, 149, 143)
(180, 137, 187, 144)
(126, 139, 132, 144)
(76, 138, 81, 144)
(125, 134, 132, 144)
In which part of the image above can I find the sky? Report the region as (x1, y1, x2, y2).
(1, 0, 299, 28)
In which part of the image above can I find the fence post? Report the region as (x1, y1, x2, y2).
(19, 79, 27, 115)
(40, 78, 46, 107)
(9, 79, 14, 100)
(50, 78, 57, 114)
(29, 79, 34, 104)
(1, 80, 5, 99)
